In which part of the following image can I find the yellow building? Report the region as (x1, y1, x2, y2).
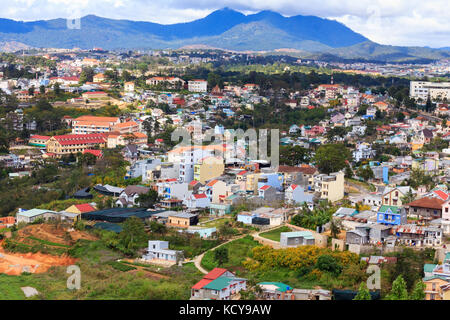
(423, 276, 450, 300)
(46, 133, 107, 156)
(245, 172, 262, 194)
(193, 157, 225, 184)
(314, 171, 345, 203)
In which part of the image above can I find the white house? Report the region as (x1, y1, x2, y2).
(285, 184, 314, 206)
(183, 193, 210, 209)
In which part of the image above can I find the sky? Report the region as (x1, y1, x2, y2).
(1, 0, 449, 48)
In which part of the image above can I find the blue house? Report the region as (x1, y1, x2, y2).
(377, 205, 407, 226)
(257, 173, 284, 191)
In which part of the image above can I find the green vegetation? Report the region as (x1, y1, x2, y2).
(259, 226, 292, 242)
(201, 236, 260, 273)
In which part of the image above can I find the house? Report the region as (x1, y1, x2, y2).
(285, 184, 314, 206)
(209, 203, 231, 216)
(65, 203, 96, 214)
(156, 180, 188, 200)
(423, 275, 450, 300)
(381, 186, 415, 206)
(167, 212, 199, 228)
(258, 282, 296, 300)
(393, 225, 443, 247)
(353, 143, 376, 162)
(237, 207, 290, 226)
(377, 205, 407, 226)
(406, 197, 444, 222)
(183, 193, 210, 209)
(345, 228, 369, 245)
(205, 179, 228, 203)
(82, 149, 103, 159)
(442, 199, 450, 221)
(107, 132, 147, 149)
(191, 268, 247, 300)
(29, 135, 50, 147)
(121, 144, 139, 161)
(280, 231, 315, 247)
(116, 185, 150, 207)
(0, 216, 16, 229)
(93, 184, 124, 197)
(16, 208, 59, 224)
(124, 81, 135, 92)
(185, 227, 217, 239)
(93, 73, 105, 83)
(258, 185, 277, 202)
(142, 241, 183, 265)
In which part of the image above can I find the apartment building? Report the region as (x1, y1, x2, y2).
(193, 156, 225, 184)
(410, 81, 450, 101)
(188, 79, 208, 93)
(313, 171, 345, 202)
(168, 145, 226, 183)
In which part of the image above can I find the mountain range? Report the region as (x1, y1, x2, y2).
(0, 8, 449, 62)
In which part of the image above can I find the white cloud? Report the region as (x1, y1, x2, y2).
(0, 0, 449, 47)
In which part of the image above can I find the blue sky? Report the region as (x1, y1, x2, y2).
(1, 0, 449, 48)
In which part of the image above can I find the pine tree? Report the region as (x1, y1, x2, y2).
(354, 282, 371, 300)
(386, 275, 409, 300)
(410, 281, 426, 300)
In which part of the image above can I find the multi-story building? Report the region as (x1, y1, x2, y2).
(46, 133, 107, 156)
(193, 156, 224, 184)
(146, 76, 185, 88)
(410, 81, 450, 101)
(71, 116, 120, 134)
(313, 171, 345, 202)
(188, 79, 207, 93)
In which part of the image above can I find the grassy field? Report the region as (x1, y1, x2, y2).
(0, 225, 210, 300)
(201, 235, 261, 275)
(198, 217, 233, 228)
(259, 226, 292, 242)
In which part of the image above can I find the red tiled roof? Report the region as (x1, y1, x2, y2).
(193, 193, 207, 199)
(74, 203, 96, 213)
(260, 185, 271, 191)
(53, 133, 107, 146)
(204, 268, 228, 280)
(206, 180, 218, 187)
(83, 149, 102, 157)
(407, 197, 444, 210)
(192, 278, 213, 290)
(434, 190, 449, 201)
(30, 135, 51, 140)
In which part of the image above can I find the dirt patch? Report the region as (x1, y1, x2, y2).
(18, 224, 98, 246)
(127, 269, 169, 280)
(0, 245, 77, 276)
